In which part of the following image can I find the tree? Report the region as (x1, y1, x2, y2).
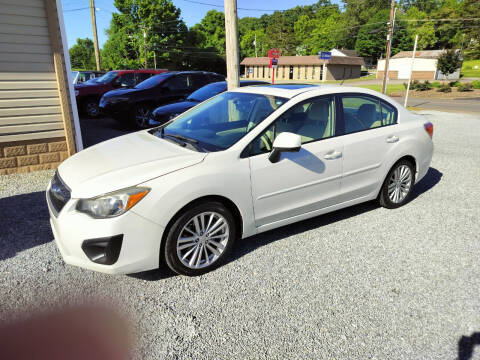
(402, 7, 437, 50)
(437, 49, 462, 78)
(102, 0, 188, 70)
(192, 10, 226, 56)
(69, 38, 96, 70)
(355, 10, 389, 60)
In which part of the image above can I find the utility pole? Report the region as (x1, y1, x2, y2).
(382, 0, 395, 94)
(404, 34, 418, 108)
(254, 33, 257, 57)
(224, 0, 240, 90)
(142, 27, 147, 69)
(89, 0, 101, 70)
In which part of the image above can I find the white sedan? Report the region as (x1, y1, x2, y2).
(47, 85, 434, 276)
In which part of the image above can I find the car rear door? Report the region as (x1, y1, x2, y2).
(248, 95, 343, 229)
(339, 93, 400, 202)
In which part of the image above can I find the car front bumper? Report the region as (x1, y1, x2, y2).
(46, 185, 165, 275)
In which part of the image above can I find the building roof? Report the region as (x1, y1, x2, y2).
(391, 50, 446, 59)
(240, 55, 365, 67)
(337, 49, 358, 57)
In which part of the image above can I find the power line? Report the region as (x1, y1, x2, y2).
(64, 6, 90, 12)
(178, 0, 304, 12)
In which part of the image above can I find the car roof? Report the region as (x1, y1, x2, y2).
(229, 83, 391, 100)
(204, 80, 268, 87)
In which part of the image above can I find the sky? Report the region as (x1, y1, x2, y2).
(61, 0, 334, 48)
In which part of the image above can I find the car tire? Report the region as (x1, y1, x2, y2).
(131, 104, 152, 129)
(83, 98, 100, 118)
(378, 159, 415, 209)
(164, 201, 236, 276)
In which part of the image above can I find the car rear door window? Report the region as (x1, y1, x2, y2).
(166, 74, 192, 91)
(380, 100, 397, 125)
(135, 73, 152, 85)
(341, 95, 382, 134)
(118, 73, 135, 87)
(192, 74, 210, 89)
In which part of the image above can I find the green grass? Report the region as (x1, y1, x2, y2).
(461, 59, 480, 78)
(354, 84, 405, 96)
(325, 74, 376, 84)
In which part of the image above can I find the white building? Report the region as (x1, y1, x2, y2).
(377, 50, 461, 81)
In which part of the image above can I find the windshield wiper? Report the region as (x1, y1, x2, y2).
(159, 128, 204, 151)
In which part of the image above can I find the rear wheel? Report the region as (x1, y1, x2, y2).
(379, 159, 414, 209)
(164, 202, 236, 276)
(83, 98, 100, 118)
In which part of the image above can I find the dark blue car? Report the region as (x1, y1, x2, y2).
(149, 80, 268, 127)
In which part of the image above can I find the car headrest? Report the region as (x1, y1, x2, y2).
(308, 100, 329, 123)
(358, 103, 377, 125)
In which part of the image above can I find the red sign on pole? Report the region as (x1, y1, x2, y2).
(268, 49, 280, 85)
(268, 48, 280, 59)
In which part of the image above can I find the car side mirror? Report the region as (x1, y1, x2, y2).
(268, 132, 301, 163)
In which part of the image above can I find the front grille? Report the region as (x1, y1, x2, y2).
(48, 172, 71, 215)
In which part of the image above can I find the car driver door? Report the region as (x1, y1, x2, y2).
(248, 95, 343, 230)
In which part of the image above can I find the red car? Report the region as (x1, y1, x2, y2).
(74, 69, 168, 118)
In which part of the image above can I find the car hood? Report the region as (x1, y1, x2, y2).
(58, 131, 207, 198)
(153, 101, 197, 115)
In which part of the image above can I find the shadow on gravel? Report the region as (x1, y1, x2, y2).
(409, 167, 443, 201)
(458, 332, 480, 360)
(0, 191, 52, 261)
(230, 166, 442, 265)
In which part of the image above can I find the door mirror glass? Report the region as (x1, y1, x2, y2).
(268, 132, 301, 163)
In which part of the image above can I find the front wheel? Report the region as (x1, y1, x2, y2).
(164, 202, 236, 276)
(131, 104, 152, 129)
(378, 160, 415, 209)
(83, 98, 100, 118)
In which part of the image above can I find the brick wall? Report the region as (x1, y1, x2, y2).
(0, 137, 68, 175)
(376, 71, 399, 79)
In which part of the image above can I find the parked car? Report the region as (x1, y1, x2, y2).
(150, 80, 268, 127)
(72, 71, 105, 85)
(47, 85, 434, 276)
(75, 69, 167, 118)
(99, 71, 225, 128)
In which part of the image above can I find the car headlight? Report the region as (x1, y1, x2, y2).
(76, 187, 150, 218)
(75, 90, 79, 97)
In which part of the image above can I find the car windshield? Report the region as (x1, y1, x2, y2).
(187, 82, 226, 102)
(135, 73, 170, 89)
(93, 71, 118, 84)
(158, 92, 288, 151)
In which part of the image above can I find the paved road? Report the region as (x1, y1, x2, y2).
(1, 111, 480, 359)
(393, 96, 480, 114)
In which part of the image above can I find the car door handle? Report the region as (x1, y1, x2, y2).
(324, 151, 342, 160)
(386, 135, 399, 143)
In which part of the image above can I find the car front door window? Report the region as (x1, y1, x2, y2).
(250, 95, 336, 155)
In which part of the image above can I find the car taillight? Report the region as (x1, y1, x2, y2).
(424, 122, 433, 138)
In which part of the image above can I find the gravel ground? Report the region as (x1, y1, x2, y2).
(1, 111, 480, 359)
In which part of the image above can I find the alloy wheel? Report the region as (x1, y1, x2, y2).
(176, 212, 230, 269)
(86, 102, 99, 117)
(388, 164, 412, 203)
(135, 106, 151, 128)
